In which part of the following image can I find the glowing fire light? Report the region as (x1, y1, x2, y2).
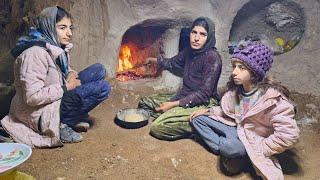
(117, 45, 133, 72)
(116, 43, 157, 82)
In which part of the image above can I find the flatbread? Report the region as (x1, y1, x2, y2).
(124, 113, 144, 122)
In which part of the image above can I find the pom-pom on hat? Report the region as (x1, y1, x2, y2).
(232, 41, 274, 81)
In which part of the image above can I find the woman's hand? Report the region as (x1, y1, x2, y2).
(145, 57, 157, 65)
(155, 101, 179, 112)
(66, 71, 78, 82)
(190, 108, 209, 121)
(66, 76, 81, 91)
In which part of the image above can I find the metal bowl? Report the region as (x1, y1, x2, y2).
(115, 108, 150, 129)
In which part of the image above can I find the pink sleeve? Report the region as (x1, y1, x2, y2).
(20, 48, 64, 106)
(262, 98, 300, 156)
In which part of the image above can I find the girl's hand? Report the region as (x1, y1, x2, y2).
(66, 77, 81, 91)
(66, 71, 78, 82)
(190, 108, 209, 121)
(155, 101, 179, 112)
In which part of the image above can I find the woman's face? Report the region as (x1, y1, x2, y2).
(190, 26, 208, 50)
(56, 17, 73, 46)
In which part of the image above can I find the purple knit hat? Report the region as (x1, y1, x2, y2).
(232, 41, 274, 81)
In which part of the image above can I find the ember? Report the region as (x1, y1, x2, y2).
(116, 71, 142, 81)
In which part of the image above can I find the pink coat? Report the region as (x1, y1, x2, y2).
(1, 43, 73, 148)
(208, 88, 300, 180)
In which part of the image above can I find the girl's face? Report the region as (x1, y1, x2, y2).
(56, 17, 73, 46)
(231, 59, 253, 90)
(190, 26, 208, 50)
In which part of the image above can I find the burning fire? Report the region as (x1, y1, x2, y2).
(116, 43, 157, 82)
(117, 45, 133, 72)
(117, 44, 143, 82)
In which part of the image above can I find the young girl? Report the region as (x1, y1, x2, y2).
(1, 6, 111, 147)
(190, 41, 299, 179)
(138, 17, 222, 141)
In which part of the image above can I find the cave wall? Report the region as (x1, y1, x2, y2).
(0, 0, 319, 95)
(270, 0, 320, 94)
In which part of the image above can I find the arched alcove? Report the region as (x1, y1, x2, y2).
(229, 0, 305, 55)
(116, 19, 191, 83)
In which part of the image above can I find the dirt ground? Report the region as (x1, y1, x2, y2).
(17, 79, 320, 180)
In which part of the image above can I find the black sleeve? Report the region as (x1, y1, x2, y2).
(179, 50, 222, 107)
(156, 50, 186, 77)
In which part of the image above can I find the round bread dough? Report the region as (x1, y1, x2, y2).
(124, 113, 144, 122)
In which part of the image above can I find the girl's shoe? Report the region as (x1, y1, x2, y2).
(73, 115, 95, 132)
(60, 124, 83, 143)
(220, 156, 245, 176)
(74, 122, 90, 132)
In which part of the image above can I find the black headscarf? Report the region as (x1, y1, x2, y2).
(189, 17, 216, 55)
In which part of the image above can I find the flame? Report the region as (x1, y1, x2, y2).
(116, 43, 157, 82)
(117, 45, 133, 72)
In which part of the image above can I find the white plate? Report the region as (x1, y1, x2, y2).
(0, 143, 32, 174)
